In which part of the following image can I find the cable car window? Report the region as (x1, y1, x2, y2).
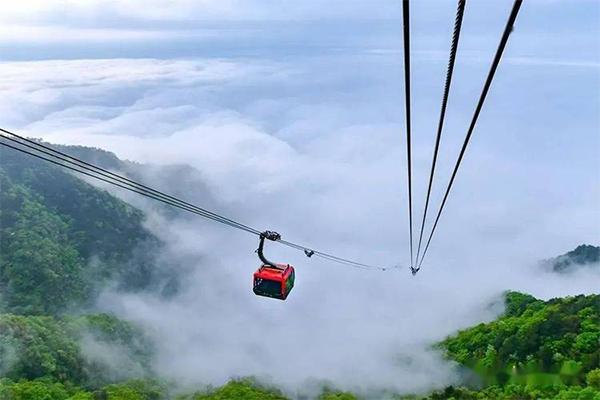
(254, 277, 281, 297)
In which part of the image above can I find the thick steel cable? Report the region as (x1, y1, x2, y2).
(414, 0, 466, 269)
(278, 239, 388, 271)
(0, 128, 260, 235)
(0, 140, 253, 233)
(417, 0, 523, 268)
(402, 0, 415, 268)
(0, 133, 391, 271)
(2, 138, 256, 234)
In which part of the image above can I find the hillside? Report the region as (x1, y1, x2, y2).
(0, 313, 153, 387)
(443, 292, 600, 384)
(0, 144, 178, 314)
(437, 291, 600, 399)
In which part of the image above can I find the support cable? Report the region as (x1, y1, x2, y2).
(413, 0, 466, 274)
(402, 0, 415, 269)
(417, 0, 523, 269)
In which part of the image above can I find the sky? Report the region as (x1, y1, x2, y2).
(0, 0, 599, 396)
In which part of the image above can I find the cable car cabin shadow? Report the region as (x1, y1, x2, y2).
(253, 264, 295, 301)
(253, 231, 295, 300)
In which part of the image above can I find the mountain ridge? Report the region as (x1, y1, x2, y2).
(544, 244, 600, 273)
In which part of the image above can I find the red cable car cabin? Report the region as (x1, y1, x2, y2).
(253, 231, 296, 300)
(253, 264, 295, 300)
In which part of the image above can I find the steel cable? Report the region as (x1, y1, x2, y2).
(402, 0, 415, 268)
(417, 0, 523, 268)
(414, 0, 466, 271)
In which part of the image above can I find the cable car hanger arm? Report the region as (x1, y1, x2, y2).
(256, 231, 282, 269)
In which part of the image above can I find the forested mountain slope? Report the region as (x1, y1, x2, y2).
(545, 245, 600, 273)
(0, 313, 153, 386)
(0, 143, 168, 398)
(0, 144, 173, 314)
(435, 291, 600, 399)
(443, 291, 600, 384)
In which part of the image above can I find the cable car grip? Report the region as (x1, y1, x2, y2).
(256, 230, 282, 269)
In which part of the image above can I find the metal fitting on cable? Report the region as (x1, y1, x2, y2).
(260, 230, 281, 241)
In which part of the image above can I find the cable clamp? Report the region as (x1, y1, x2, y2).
(304, 249, 314, 258)
(260, 230, 281, 241)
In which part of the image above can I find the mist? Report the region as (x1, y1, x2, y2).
(87, 189, 599, 397)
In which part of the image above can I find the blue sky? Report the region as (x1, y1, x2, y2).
(0, 0, 599, 393)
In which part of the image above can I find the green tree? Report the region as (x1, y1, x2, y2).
(588, 369, 600, 390)
(0, 144, 177, 315)
(0, 379, 71, 400)
(0, 314, 84, 383)
(178, 379, 287, 400)
(318, 393, 358, 400)
(442, 292, 600, 387)
(1, 200, 86, 315)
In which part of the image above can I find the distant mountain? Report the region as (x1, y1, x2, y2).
(52, 142, 219, 214)
(544, 244, 600, 273)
